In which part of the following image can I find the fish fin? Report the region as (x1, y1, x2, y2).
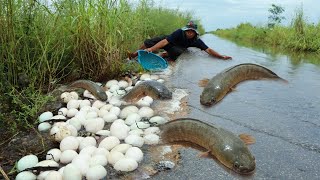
(198, 78, 210, 87)
(239, 133, 256, 145)
(197, 150, 211, 158)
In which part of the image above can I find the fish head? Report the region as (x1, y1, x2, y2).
(200, 85, 222, 106)
(218, 144, 256, 174)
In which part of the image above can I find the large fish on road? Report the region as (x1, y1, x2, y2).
(200, 63, 287, 106)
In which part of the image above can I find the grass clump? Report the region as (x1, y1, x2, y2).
(0, 0, 199, 133)
(212, 8, 320, 54)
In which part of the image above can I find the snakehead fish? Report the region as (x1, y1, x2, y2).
(200, 63, 287, 106)
(121, 80, 172, 102)
(160, 118, 256, 174)
(67, 80, 108, 101)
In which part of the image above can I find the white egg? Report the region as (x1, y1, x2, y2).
(60, 136, 79, 151)
(62, 164, 82, 180)
(38, 122, 51, 132)
(130, 122, 150, 130)
(60, 150, 78, 164)
(17, 154, 38, 172)
(109, 84, 120, 93)
(142, 96, 153, 104)
(66, 124, 78, 136)
(38, 171, 51, 180)
(119, 105, 139, 119)
(15, 171, 37, 180)
(71, 156, 90, 176)
(50, 125, 72, 142)
(79, 99, 91, 108)
(89, 155, 108, 167)
(111, 144, 132, 154)
(83, 90, 96, 99)
(58, 107, 68, 116)
(67, 99, 80, 109)
(92, 100, 106, 109)
(51, 115, 67, 120)
(69, 91, 79, 100)
(46, 148, 62, 162)
(35, 160, 59, 167)
(79, 137, 97, 151)
(100, 104, 113, 111)
(125, 113, 141, 126)
(39, 111, 53, 122)
(138, 107, 154, 118)
(110, 121, 129, 140)
(108, 96, 122, 106)
(98, 136, 120, 150)
(95, 130, 110, 136)
(114, 158, 138, 172)
(98, 109, 109, 118)
(109, 106, 121, 116)
(128, 129, 144, 136)
(102, 112, 118, 123)
(118, 80, 129, 88)
(136, 99, 151, 107)
(86, 111, 98, 119)
(45, 171, 62, 180)
(93, 148, 110, 157)
(85, 165, 107, 180)
(157, 79, 165, 83)
(107, 151, 125, 165)
(149, 116, 168, 125)
(144, 127, 160, 135)
(106, 79, 118, 88)
(140, 73, 151, 80)
(79, 105, 91, 113)
(124, 134, 144, 147)
(68, 117, 82, 131)
(84, 118, 105, 133)
(66, 108, 78, 118)
(125, 147, 144, 162)
(143, 134, 160, 145)
(79, 146, 97, 156)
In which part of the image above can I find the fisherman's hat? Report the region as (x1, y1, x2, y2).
(181, 20, 200, 35)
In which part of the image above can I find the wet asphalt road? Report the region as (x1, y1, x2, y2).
(153, 34, 320, 179)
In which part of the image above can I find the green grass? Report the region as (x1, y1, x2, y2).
(0, 0, 203, 132)
(212, 9, 320, 54)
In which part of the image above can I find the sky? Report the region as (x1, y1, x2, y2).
(153, 0, 320, 31)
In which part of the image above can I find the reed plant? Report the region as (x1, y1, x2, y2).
(212, 8, 320, 54)
(0, 0, 197, 132)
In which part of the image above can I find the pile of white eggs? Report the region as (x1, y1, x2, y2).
(16, 73, 170, 180)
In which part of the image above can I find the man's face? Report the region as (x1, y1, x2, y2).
(185, 30, 197, 39)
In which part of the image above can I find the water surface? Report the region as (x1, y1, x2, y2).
(155, 34, 320, 179)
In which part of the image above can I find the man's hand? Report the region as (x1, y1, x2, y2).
(221, 55, 232, 60)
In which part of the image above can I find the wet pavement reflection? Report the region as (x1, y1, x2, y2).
(153, 34, 320, 179)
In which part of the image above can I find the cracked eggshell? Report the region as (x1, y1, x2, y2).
(149, 116, 168, 125)
(35, 160, 59, 167)
(46, 148, 62, 162)
(58, 107, 68, 116)
(50, 125, 72, 142)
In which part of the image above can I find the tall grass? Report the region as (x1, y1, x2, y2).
(212, 8, 320, 54)
(0, 0, 197, 132)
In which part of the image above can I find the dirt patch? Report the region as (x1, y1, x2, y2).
(0, 127, 58, 178)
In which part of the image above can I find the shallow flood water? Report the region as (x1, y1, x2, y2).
(154, 34, 320, 179)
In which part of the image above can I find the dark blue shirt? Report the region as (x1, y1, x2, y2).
(166, 29, 208, 50)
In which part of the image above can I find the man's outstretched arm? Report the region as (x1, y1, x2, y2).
(205, 48, 232, 60)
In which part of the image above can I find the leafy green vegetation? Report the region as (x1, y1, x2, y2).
(0, 0, 202, 133)
(212, 7, 320, 54)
